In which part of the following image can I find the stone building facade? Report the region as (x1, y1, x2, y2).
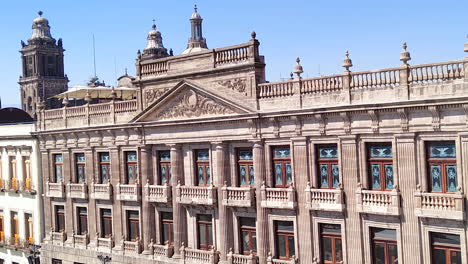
(34, 7, 468, 264)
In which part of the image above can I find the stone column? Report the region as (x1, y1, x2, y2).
(41, 151, 52, 239)
(110, 147, 123, 251)
(339, 136, 363, 264)
(253, 141, 269, 264)
(292, 137, 313, 263)
(62, 149, 74, 245)
(214, 142, 231, 261)
(85, 148, 97, 246)
(170, 144, 186, 258)
(395, 134, 422, 263)
(140, 146, 154, 255)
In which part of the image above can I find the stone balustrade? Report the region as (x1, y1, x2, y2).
(227, 251, 257, 264)
(181, 246, 219, 264)
(409, 60, 464, 83)
(301, 74, 343, 94)
(144, 183, 172, 203)
(116, 183, 140, 201)
(67, 182, 88, 199)
(140, 61, 168, 77)
(176, 185, 217, 206)
(260, 185, 296, 210)
(267, 254, 297, 264)
(305, 184, 345, 212)
(414, 191, 465, 220)
(153, 243, 174, 259)
(356, 187, 400, 216)
(51, 231, 67, 245)
(46, 181, 65, 198)
(90, 182, 112, 200)
(123, 240, 141, 255)
(97, 237, 114, 252)
(214, 44, 252, 65)
(258, 81, 295, 98)
(72, 233, 89, 248)
(221, 186, 255, 207)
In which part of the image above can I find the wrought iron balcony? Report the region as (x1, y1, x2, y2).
(305, 183, 345, 212)
(116, 183, 141, 201)
(414, 190, 465, 220)
(222, 185, 255, 208)
(90, 182, 113, 200)
(260, 184, 296, 210)
(176, 184, 217, 206)
(144, 183, 172, 203)
(356, 185, 400, 216)
(46, 181, 65, 198)
(67, 182, 88, 199)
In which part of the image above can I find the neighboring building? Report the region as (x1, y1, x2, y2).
(0, 108, 43, 264)
(34, 6, 468, 264)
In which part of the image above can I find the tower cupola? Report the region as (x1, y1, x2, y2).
(143, 22, 168, 59)
(182, 5, 208, 54)
(30, 11, 54, 43)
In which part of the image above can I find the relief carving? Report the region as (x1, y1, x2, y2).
(145, 88, 170, 105)
(217, 78, 247, 94)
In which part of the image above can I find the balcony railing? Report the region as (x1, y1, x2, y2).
(181, 245, 219, 264)
(260, 184, 296, 210)
(153, 243, 174, 259)
(50, 231, 67, 245)
(116, 183, 140, 201)
(72, 233, 89, 248)
(46, 182, 65, 198)
(222, 186, 255, 207)
(356, 186, 400, 216)
(305, 184, 345, 212)
(0, 231, 4, 245)
(227, 251, 257, 264)
(144, 183, 172, 203)
(123, 240, 141, 255)
(176, 184, 217, 206)
(97, 237, 114, 252)
(90, 182, 112, 200)
(67, 182, 88, 199)
(414, 191, 465, 220)
(267, 253, 297, 264)
(9, 178, 19, 192)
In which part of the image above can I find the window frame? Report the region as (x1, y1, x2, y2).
(320, 223, 343, 264)
(100, 208, 112, 238)
(55, 206, 65, 232)
(274, 220, 295, 260)
(125, 151, 138, 184)
(370, 227, 398, 264)
(98, 152, 111, 184)
(197, 214, 214, 250)
(426, 141, 457, 193)
(430, 232, 461, 264)
(160, 212, 174, 245)
(239, 217, 257, 255)
(316, 145, 339, 189)
(53, 154, 63, 183)
(158, 151, 172, 185)
(237, 148, 254, 187)
(126, 210, 140, 241)
(75, 153, 86, 183)
(272, 146, 292, 188)
(76, 207, 88, 235)
(195, 150, 211, 187)
(367, 143, 394, 191)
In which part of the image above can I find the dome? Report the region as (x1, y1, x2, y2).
(191, 5, 202, 19)
(33, 11, 49, 24)
(148, 24, 161, 37)
(0, 108, 33, 124)
(30, 11, 53, 40)
(145, 23, 165, 50)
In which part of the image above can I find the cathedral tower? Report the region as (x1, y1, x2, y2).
(182, 5, 208, 54)
(19, 11, 68, 117)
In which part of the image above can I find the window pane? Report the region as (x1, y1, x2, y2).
(450, 250, 461, 264)
(128, 166, 134, 183)
(446, 165, 457, 192)
(100, 153, 110, 162)
(287, 236, 295, 257)
(161, 166, 167, 184)
(199, 225, 206, 246)
(286, 163, 292, 185)
(321, 236, 332, 261)
(388, 243, 398, 264)
(163, 223, 170, 243)
(319, 164, 329, 188)
(385, 164, 394, 190)
(277, 235, 286, 257)
(206, 166, 211, 185)
(372, 228, 397, 240)
(249, 165, 255, 186)
(275, 163, 283, 185)
(55, 155, 63, 163)
(197, 150, 209, 161)
(336, 238, 343, 262)
(276, 221, 294, 232)
(242, 231, 250, 253)
(319, 146, 338, 158)
(321, 224, 341, 234)
(207, 224, 213, 246)
(370, 145, 392, 158)
(273, 148, 290, 158)
(429, 143, 456, 158)
(432, 232, 460, 245)
(126, 152, 137, 162)
(430, 165, 442, 192)
(198, 166, 205, 185)
(159, 151, 170, 161)
(332, 164, 340, 188)
(251, 231, 257, 253)
(432, 249, 446, 264)
(371, 164, 381, 189)
(373, 242, 385, 264)
(239, 150, 253, 160)
(77, 165, 85, 183)
(240, 165, 247, 186)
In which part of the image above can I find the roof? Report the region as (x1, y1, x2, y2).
(0, 108, 33, 124)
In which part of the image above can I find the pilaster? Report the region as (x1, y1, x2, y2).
(140, 146, 154, 255)
(170, 144, 186, 258)
(253, 140, 269, 264)
(41, 151, 52, 239)
(110, 147, 123, 251)
(84, 148, 97, 246)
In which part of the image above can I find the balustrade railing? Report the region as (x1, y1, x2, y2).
(414, 191, 465, 220)
(73, 233, 89, 247)
(46, 181, 65, 198)
(123, 240, 141, 255)
(356, 187, 400, 216)
(409, 60, 464, 83)
(227, 251, 257, 264)
(153, 243, 174, 258)
(301, 75, 343, 94)
(181, 246, 219, 264)
(141, 61, 169, 77)
(90, 182, 112, 200)
(260, 185, 296, 209)
(144, 183, 172, 203)
(67, 182, 88, 199)
(222, 186, 255, 207)
(350, 68, 400, 89)
(305, 184, 345, 212)
(176, 184, 217, 206)
(215, 44, 251, 65)
(114, 100, 138, 113)
(97, 237, 114, 250)
(258, 81, 295, 98)
(51, 231, 67, 243)
(116, 183, 140, 201)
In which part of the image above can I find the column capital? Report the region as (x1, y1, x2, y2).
(212, 141, 228, 149)
(250, 139, 265, 148)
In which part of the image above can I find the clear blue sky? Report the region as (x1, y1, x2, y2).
(1, 0, 467, 107)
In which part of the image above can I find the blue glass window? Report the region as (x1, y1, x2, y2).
(196, 150, 210, 186)
(99, 152, 110, 184)
(159, 151, 171, 184)
(368, 144, 393, 191)
(125, 151, 138, 184)
(317, 146, 339, 189)
(75, 153, 86, 183)
(54, 154, 63, 183)
(428, 142, 457, 193)
(238, 149, 254, 186)
(273, 146, 292, 187)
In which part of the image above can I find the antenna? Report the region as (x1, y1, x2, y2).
(93, 34, 97, 78)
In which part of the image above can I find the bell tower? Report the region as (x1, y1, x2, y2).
(19, 11, 68, 118)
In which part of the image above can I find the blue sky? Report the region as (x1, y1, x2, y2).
(1, 0, 467, 107)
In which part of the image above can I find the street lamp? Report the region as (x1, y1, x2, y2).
(97, 255, 111, 263)
(27, 244, 41, 264)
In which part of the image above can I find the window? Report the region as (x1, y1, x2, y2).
(11, 212, 19, 245)
(53, 154, 63, 183)
(272, 147, 292, 188)
(127, 211, 139, 241)
(0, 211, 3, 243)
(77, 207, 88, 235)
(161, 212, 174, 245)
(55, 206, 65, 232)
(25, 213, 33, 243)
(75, 153, 86, 183)
(320, 224, 343, 264)
(238, 149, 254, 186)
(427, 142, 457, 193)
(371, 228, 398, 264)
(100, 209, 112, 238)
(125, 151, 138, 184)
(275, 221, 295, 260)
(196, 150, 211, 186)
(317, 145, 339, 188)
(239, 217, 256, 255)
(197, 214, 213, 250)
(52, 259, 62, 264)
(159, 151, 172, 185)
(99, 153, 110, 184)
(24, 157, 32, 190)
(368, 144, 394, 191)
(431, 232, 461, 264)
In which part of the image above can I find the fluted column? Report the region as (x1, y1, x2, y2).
(339, 136, 363, 264)
(170, 144, 186, 258)
(140, 146, 154, 254)
(110, 147, 123, 251)
(253, 141, 269, 264)
(84, 148, 97, 245)
(62, 149, 73, 244)
(41, 151, 52, 239)
(292, 137, 313, 263)
(396, 134, 422, 263)
(215, 142, 231, 261)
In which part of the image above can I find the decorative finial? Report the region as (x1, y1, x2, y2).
(124, 68, 128, 75)
(169, 48, 173, 56)
(62, 96, 69, 107)
(293, 57, 303, 78)
(400, 42, 411, 65)
(251, 31, 256, 40)
(194, 4, 198, 12)
(290, 72, 294, 80)
(152, 20, 156, 30)
(38, 11, 43, 17)
(342, 50, 353, 71)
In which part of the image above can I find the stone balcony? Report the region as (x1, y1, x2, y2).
(414, 191, 465, 221)
(176, 185, 217, 206)
(46, 181, 65, 198)
(227, 251, 257, 264)
(267, 258, 296, 264)
(153, 243, 174, 260)
(181, 246, 219, 264)
(50, 231, 67, 246)
(123, 240, 141, 256)
(305, 184, 345, 212)
(222, 186, 255, 208)
(97, 237, 114, 253)
(67, 182, 88, 199)
(72, 233, 89, 249)
(260, 185, 296, 210)
(356, 186, 400, 216)
(144, 183, 172, 203)
(116, 183, 141, 201)
(90, 182, 113, 200)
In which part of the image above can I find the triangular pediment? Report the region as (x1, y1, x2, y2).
(133, 80, 253, 122)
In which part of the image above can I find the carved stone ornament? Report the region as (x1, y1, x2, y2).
(217, 78, 247, 94)
(153, 89, 237, 120)
(145, 88, 170, 105)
